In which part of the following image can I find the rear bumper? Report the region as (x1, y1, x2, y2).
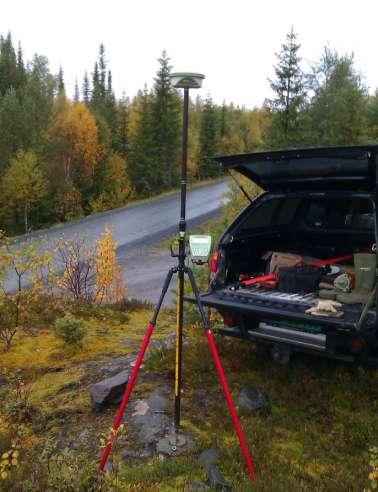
(215, 324, 356, 363)
(185, 290, 378, 363)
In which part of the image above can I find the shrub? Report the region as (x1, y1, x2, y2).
(54, 314, 86, 346)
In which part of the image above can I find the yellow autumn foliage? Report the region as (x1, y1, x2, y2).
(95, 227, 125, 304)
(49, 101, 102, 181)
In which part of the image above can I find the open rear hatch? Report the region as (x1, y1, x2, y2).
(216, 146, 377, 192)
(185, 146, 378, 349)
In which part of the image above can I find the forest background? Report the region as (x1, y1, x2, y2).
(0, 28, 377, 235)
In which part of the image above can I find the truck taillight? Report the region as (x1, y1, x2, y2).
(222, 314, 238, 327)
(209, 251, 219, 274)
(350, 338, 365, 353)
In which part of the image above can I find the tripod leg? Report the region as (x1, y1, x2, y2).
(174, 266, 184, 432)
(186, 268, 256, 481)
(99, 267, 176, 472)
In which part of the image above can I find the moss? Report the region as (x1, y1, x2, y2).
(0, 307, 175, 374)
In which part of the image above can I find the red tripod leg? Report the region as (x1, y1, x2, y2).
(98, 321, 155, 471)
(98, 267, 175, 472)
(186, 267, 256, 481)
(205, 329, 256, 481)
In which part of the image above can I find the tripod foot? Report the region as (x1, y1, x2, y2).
(157, 432, 192, 456)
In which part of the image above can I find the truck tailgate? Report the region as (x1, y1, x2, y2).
(185, 286, 373, 331)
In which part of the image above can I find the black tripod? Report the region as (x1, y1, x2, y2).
(99, 87, 255, 481)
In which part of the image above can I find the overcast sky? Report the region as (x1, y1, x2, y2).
(2, 0, 377, 108)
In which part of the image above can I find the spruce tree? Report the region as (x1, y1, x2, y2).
(114, 96, 129, 157)
(128, 88, 155, 195)
(198, 95, 219, 179)
(90, 45, 117, 146)
(74, 79, 80, 102)
(98, 43, 106, 98)
(0, 32, 18, 96)
(0, 88, 27, 169)
(16, 42, 26, 89)
(91, 62, 102, 109)
(266, 28, 306, 148)
(22, 55, 55, 147)
(104, 69, 117, 138)
(82, 71, 90, 104)
(57, 66, 65, 94)
(219, 100, 229, 139)
(151, 51, 181, 189)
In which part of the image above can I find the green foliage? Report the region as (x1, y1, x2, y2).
(151, 51, 181, 189)
(0, 88, 28, 169)
(90, 44, 117, 146)
(0, 33, 19, 96)
(0, 31, 377, 236)
(22, 54, 56, 145)
(266, 27, 307, 148)
(114, 97, 129, 157)
(367, 90, 378, 140)
(307, 47, 368, 145)
(91, 152, 132, 212)
(128, 88, 156, 196)
(198, 95, 220, 179)
(54, 313, 87, 346)
(82, 71, 90, 104)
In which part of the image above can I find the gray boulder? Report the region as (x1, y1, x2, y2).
(207, 464, 232, 491)
(198, 448, 220, 469)
(130, 387, 171, 445)
(239, 387, 269, 411)
(90, 370, 129, 412)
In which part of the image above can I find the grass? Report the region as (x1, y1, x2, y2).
(128, 331, 378, 490)
(0, 308, 173, 372)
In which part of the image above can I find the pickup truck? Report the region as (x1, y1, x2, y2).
(190, 146, 378, 364)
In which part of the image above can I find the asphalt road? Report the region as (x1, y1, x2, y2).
(9, 180, 229, 305)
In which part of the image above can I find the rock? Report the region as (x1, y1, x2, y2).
(238, 388, 269, 412)
(71, 428, 90, 451)
(122, 447, 152, 459)
(90, 370, 129, 411)
(128, 387, 171, 445)
(207, 464, 232, 491)
(198, 448, 220, 468)
(192, 388, 223, 416)
(149, 332, 176, 352)
(103, 461, 113, 472)
(94, 356, 135, 378)
(185, 481, 210, 491)
(0, 376, 8, 387)
(120, 338, 138, 347)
